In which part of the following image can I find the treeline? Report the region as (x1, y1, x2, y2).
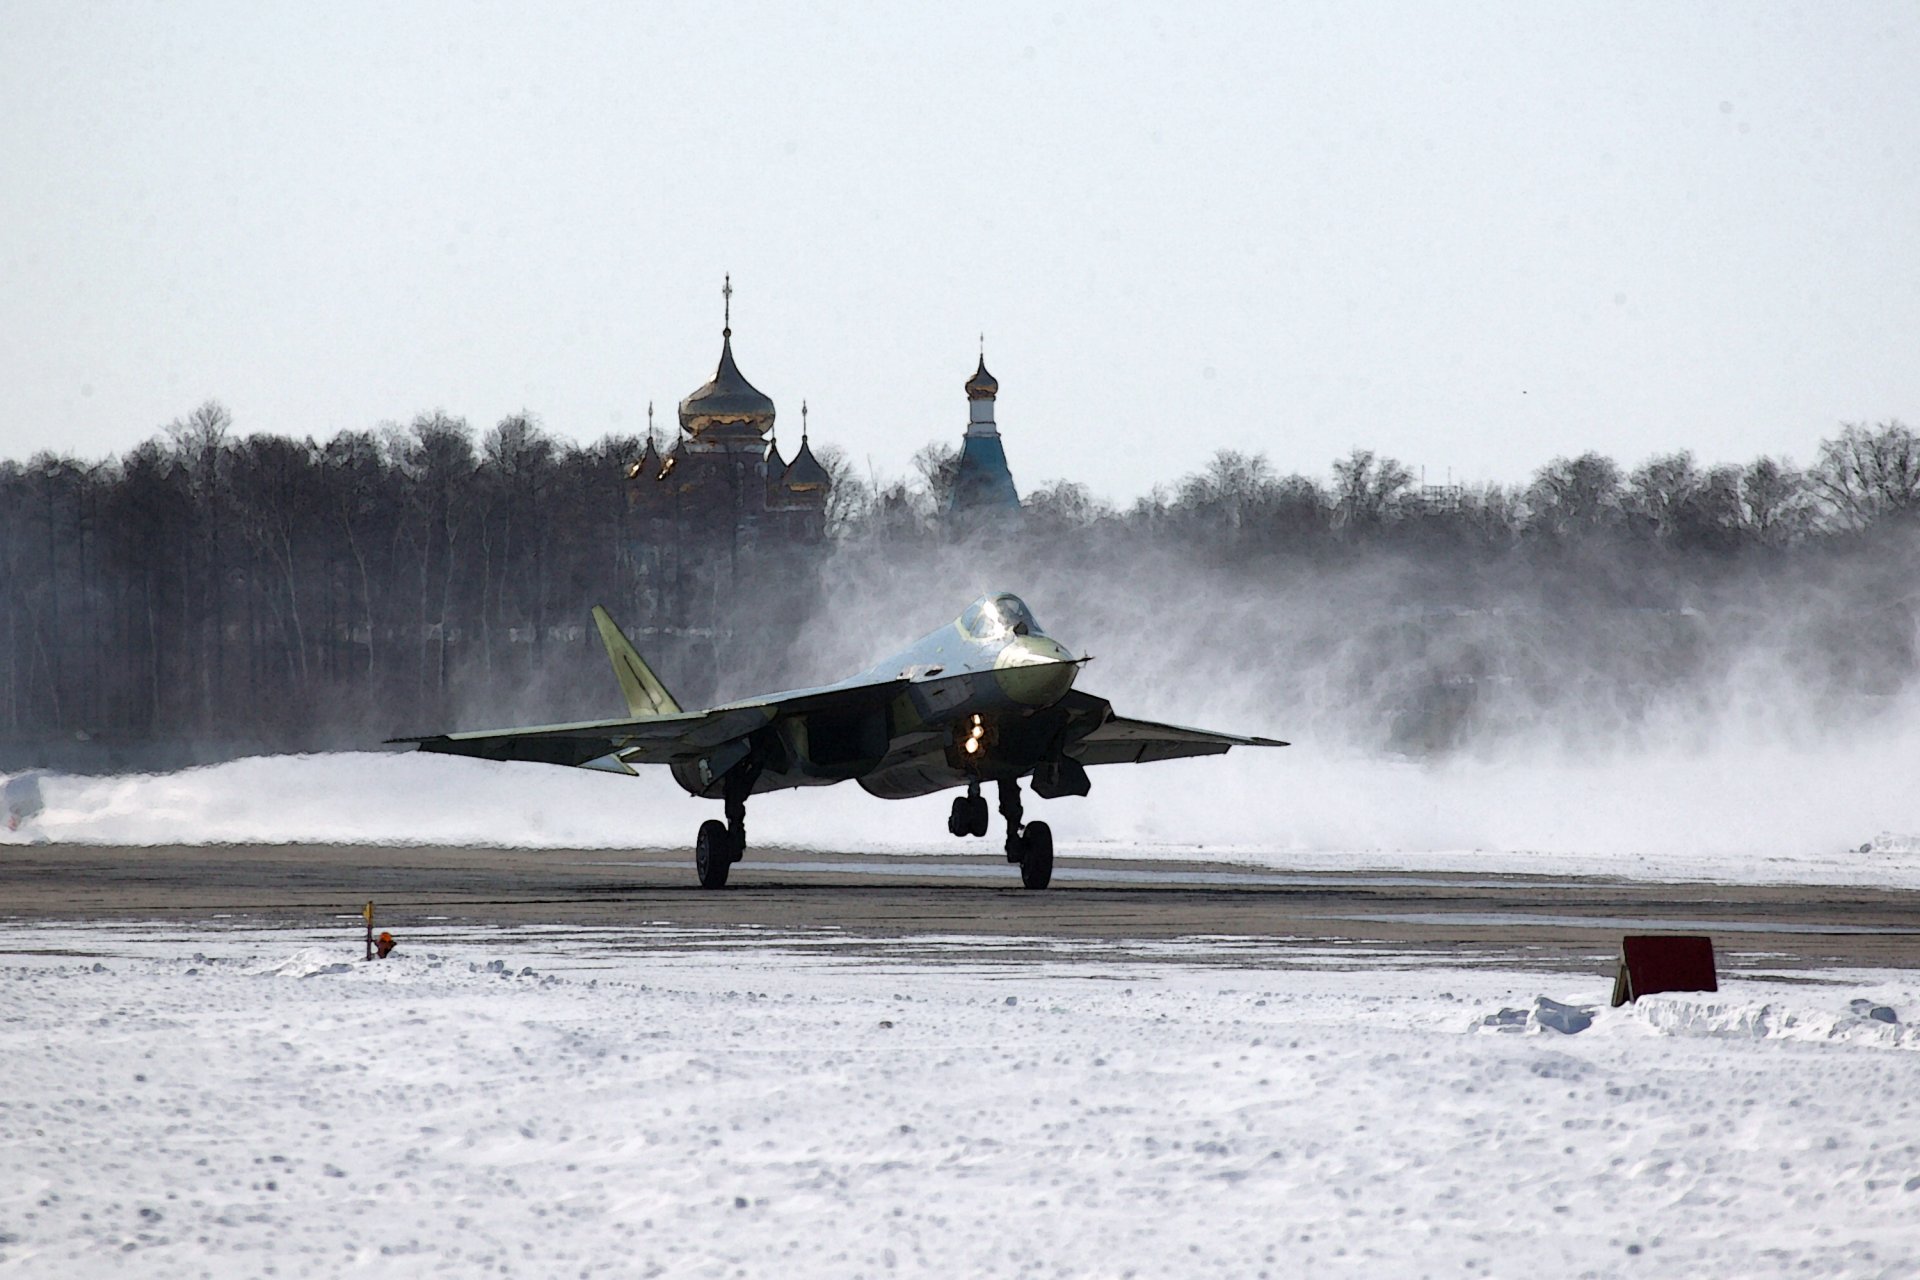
(1, 403, 1915, 766)
(886, 423, 1919, 554)
(825, 425, 1919, 757)
(0, 403, 646, 760)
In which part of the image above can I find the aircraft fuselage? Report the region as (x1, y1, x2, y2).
(669, 593, 1079, 800)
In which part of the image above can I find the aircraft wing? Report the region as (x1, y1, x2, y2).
(1062, 690, 1288, 766)
(389, 679, 911, 772)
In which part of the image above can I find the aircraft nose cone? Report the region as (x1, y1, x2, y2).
(993, 636, 1078, 706)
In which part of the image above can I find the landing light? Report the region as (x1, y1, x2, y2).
(964, 739, 978, 755)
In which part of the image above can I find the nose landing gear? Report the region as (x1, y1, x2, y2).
(998, 777, 1053, 890)
(1014, 821, 1054, 889)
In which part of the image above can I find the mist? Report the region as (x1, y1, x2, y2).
(2, 414, 1916, 870)
(762, 525, 1920, 870)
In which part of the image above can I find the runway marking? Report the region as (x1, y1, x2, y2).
(1333, 911, 1920, 936)
(579, 858, 1594, 891)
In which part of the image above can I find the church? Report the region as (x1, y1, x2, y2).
(615, 282, 1026, 696)
(627, 278, 832, 545)
(947, 351, 1020, 516)
(627, 282, 1025, 550)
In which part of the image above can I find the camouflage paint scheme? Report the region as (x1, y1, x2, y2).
(394, 593, 1286, 802)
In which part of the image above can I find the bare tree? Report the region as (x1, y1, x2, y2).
(1022, 480, 1111, 535)
(815, 445, 872, 538)
(395, 412, 477, 707)
(1738, 456, 1814, 546)
(229, 434, 320, 696)
(480, 412, 556, 673)
(1331, 448, 1413, 531)
(911, 441, 961, 515)
(167, 400, 233, 725)
(1527, 452, 1624, 537)
(1813, 421, 1920, 528)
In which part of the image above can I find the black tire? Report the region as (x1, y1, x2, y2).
(1019, 820, 1053, 890)
(948, 796, 971, 838)
(695, 819, 731, 888)
(968, 795, 991, 838)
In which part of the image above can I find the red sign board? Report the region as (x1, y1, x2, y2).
(1611, 935, 1717, 1006)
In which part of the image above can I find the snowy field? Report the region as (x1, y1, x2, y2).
(3, 920, 1920, 1277)
(5, 746, 1920, 887)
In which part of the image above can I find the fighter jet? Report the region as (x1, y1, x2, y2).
(391, 593, 1286, 889)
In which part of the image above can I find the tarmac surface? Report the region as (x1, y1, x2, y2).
(4, 842, 1919, 973)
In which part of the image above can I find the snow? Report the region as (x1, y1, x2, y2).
(5, 744, 1919, 886)
(3, 920, 1919, 1277)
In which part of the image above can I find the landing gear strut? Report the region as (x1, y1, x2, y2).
(947, 782, 990, 838)
(998, 778, 1053, 890)
(695, 765, 755, 889)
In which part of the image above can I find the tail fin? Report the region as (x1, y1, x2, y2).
(592, 606, 683, 718)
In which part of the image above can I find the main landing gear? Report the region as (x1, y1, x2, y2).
(698, 771, 1053, 891)
(947, 783, 990, 838)
(695, 769, 752, 889)
(948, 779, 1052, 888)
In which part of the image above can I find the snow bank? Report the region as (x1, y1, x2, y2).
(1624, 991, 1917, 1049)
(6, 739, 1919, 887)
(1475, 988, 1919, 1051)
(3, 921, 1919, 1277)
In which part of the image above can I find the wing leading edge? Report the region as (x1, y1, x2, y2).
(388, 677, 914, 773)
(1059, 689, 1288, 767)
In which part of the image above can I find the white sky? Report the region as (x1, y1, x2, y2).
(3, 1, 1915, 500)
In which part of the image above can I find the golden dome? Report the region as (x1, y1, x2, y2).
(678, 332, 775, 436)
(965, 355, 999, 401)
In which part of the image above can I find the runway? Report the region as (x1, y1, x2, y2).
(4, 842, 1917, 972)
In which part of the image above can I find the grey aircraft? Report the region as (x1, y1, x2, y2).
(392, 593, 1286, 889)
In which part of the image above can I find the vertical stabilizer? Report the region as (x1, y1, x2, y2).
(592, 607, 683, 718)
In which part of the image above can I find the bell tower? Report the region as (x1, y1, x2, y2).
(948, 342, 1020, 515)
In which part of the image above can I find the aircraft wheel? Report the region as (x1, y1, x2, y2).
(1018, 821, 1053, 890)
(947, 796, 972, 838)
(695, 819, 732, 889)
(968, 795, 990, 838)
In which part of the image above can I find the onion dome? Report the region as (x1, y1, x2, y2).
(965, 355, 999, 401)
(782, 436, 831, 493)
(764, 437, 787, 482)
(632, 434, 662, 481)
(678, 332, 776, 436)
(659, 432, 687, 480)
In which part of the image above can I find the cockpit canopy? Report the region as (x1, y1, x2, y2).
(959, 593, 1044, 640)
